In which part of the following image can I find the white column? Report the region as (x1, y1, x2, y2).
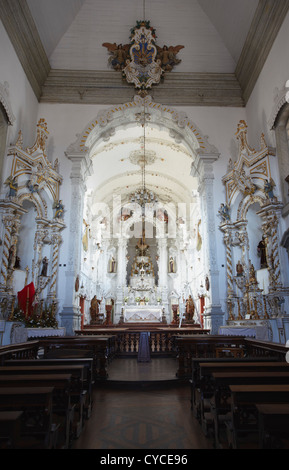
(60, 150, 92, 335)
(193, 153, 224, 333)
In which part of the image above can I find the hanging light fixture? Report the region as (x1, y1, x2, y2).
(130, 100, 159, 212)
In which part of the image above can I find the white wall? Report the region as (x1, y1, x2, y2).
(0, 19, 39, 178)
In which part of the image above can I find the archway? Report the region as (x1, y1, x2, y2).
(63, 96, 224, 333)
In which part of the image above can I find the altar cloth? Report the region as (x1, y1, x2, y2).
(124, 306, 162, 323)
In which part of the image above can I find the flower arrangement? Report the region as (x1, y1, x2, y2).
(10, 301, 59, 329)
(135, 297, 140, 303)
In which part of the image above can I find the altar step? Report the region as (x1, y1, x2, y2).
(102, 357, 188, 390)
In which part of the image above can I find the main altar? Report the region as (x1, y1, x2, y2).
(123, 305, 163, 323)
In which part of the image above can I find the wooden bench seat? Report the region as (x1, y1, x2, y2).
(0, 374, 73, 448)
(5, 358, 94, 419)
(228, 385, 289, 449)
(257, 404, 289, 449)
(0, 411, 23, 449)
(0, 387, 56, 449)
(210, 371, 289, 448)
(0, 365, 87, 439)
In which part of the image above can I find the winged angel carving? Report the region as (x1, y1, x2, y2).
(103, 21, 184, 90)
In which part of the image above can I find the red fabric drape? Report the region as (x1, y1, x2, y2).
(18, 282, 35, 317)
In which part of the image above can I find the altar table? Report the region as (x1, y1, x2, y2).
(124, 306, 162, 323)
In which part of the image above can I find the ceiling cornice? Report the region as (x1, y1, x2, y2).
(236, 0, 289, 104)
(40, 70, 244, 107)
(0, 0, 50, 100)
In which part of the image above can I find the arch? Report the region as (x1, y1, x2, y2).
(237, 194, 266, 221)
(66, 95, 219, 159)
(17, 193, 45, 219)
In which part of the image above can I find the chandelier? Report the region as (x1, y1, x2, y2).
(130, 101, 159, 211)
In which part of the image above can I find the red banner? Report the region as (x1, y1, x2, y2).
(18, 283, 35, 318)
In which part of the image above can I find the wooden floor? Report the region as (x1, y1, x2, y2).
(72, 357, 213, 450)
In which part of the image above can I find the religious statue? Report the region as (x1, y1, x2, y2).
(264, 178, 276, 200)
(8, 244, 16, 269)
(249, 261, 257, 284)
(186, 295, 195, 321)
(218, 203, 230, 222)
(53, 200, 64, 219)
(90, 296, 102, 324)
(169, 256, 176, 273)
(236, 261, 244, 277)
(5, 176, 18, 198)
(40, 257, 49, 277)
(14, 256, 21, 270)
(109, 256, 116, 273)
(205, 276, 210, 291)
(257, 236, 268, 269)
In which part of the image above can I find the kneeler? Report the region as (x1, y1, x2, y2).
(138, 332, 151, 363)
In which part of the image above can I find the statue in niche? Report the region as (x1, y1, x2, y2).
(257, 236, 268, 269)
(14, 256, 21, 270)
(109, 256, 116, 273)
(249, 261, 257, 284)
(53, 200, 64, 219)
(264, 178, 276, 200)
(186, 295, 195, 321)
(236, 261, 244, 277)
(5, 176, 18, 198)
(40, 257, 49, 277)
(218, 203, 230, 222)
(169, 256, 176, 273)
(8, 244, 16, 269)
(205, 276, 210, 291)
(90, 295, 102, 323)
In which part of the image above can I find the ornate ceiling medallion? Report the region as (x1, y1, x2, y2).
(103, 21, 184, 91)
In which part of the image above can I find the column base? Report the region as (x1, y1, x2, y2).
(203, 306, 225, 335)
(59, 306, 81, 336)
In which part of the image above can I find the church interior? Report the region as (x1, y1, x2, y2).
(1, 0, 289, 450)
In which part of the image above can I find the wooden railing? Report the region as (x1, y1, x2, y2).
(75, 327, 209, 356)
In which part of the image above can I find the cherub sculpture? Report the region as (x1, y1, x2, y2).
(102, 43, 131, 70)
(156, 45, 184, 71)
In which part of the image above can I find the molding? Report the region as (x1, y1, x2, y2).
(40, 70, 245, 107)
(0, 0, 50, 100)
(236, 0, 289, 104)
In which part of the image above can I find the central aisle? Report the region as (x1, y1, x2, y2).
(72, 357, 213, 450)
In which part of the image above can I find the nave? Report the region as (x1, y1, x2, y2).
(72, 357, 212, 450)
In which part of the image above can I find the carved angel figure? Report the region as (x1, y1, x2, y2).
(102, 43, 131, 70)
(5, 176, 18, 198)
(264, 178, 276, 200)
(156, 45, 184, 71)
(218, 203, 230, 222)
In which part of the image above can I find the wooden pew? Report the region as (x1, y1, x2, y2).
(196, 362, 289, 438)
(190, 357, 281, 419)
(211, 371, 289, 448)
(256, 404, 289, 449)
(0, 365, 87, 439)
(0, 387, 56, 449)
(5, 358, 94, 420)
(37, 336, 113, 379)
(0, 374, 73, 449)
(0, 411, 23, 449)
(228, 385, 289, 449)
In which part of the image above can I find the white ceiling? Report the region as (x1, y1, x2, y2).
(27, 0, 259, 73)
(26, 0, 258, 208)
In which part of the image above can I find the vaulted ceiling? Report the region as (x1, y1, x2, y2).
(1, 0, 289, 106)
